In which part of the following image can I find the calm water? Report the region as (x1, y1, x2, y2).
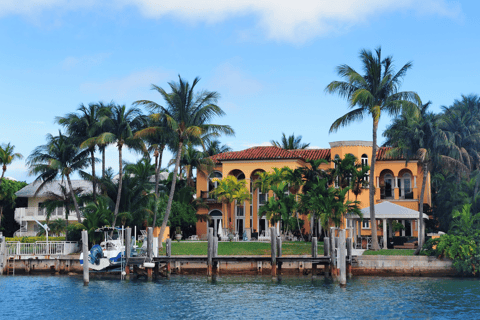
(0, 275, 479, 319)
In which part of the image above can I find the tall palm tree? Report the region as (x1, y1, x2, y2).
(134, 75, 234, 246)
(27, 132, 90, 223)
(326, 47, 420, 250)
(271, 133, 310, 150)
(0, 143, 23, 185)
(83, 105, 145, 229)
(57, 103, 111, 202)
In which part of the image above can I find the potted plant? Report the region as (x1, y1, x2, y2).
(175, 226, 182, 241)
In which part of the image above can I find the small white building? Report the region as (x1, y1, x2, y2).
(14, 180, 93, 237)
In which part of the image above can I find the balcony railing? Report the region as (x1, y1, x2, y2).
(14, 207, 80, 223)
(379, 187, 415, 200)
(6, 241, 79, 256)
(200, 191, 218, 202)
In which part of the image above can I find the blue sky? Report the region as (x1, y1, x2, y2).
(1, 0, 478, 182)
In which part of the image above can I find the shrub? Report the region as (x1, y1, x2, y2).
(5, 236, 66, 243)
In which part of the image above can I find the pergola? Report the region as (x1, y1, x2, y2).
(347, 201, 429, 249)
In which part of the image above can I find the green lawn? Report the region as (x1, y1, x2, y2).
(157, 241, 323, 256)
(363, 249, 415, 256)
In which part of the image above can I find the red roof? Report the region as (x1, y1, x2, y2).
(376, 147, 416, 160)
(210, 146, 331, 163)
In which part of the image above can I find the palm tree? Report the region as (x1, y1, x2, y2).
(0, 143, 23, 185)
(40, 184, 84, 240)
(203, 139, 232, 157)
(134, 75, 234, 246)
(271, 133, 310, 150)
(84, 105, 145, 229)
(383, 102, 445, 252)
(27, 132, 90, 223)
(210, 175, 251, 232)
(438, 95, 480, 173)
(57, 103, 111, 202)
(326, 47, 420, 250)
(172, 142, 214, 188)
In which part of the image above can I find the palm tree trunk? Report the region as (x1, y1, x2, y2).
(112, 144, 123, 229)
(370, 118, 380, 250)
(66, 174, 83, 224)
(102, 146, 106, 179)
(90, 149, 97, 202)
(65, 207, 69, 241)
(415, 162, 428, 255)
(158, 139, 183, 248)
(0, 166, 5, 186)
(152, 147, 160, 229)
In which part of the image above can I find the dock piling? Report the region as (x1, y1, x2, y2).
(125, 228, 131, 280)
(147, 227, 153, 281)
(0, 233, 5, 275)
(166, 238, 172, 277)
(270, 227, 277, 281)
(213, 236, 219, 275)
(312, 237, 317, 278)
(207, 227, 213, 279)
(82, 230, 89, 286)
(339, 229, 346, 287)
(324, 237, 330, 276)
(346, 237, 353, 278)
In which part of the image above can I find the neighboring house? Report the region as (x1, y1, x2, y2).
(14, 180, 93, 237)
(195, 141, 431, 240)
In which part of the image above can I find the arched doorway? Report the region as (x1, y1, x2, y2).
(208, 209, 223, 236)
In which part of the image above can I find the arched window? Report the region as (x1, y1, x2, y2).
(361, 154, 368, 167)
(208, 171, 222, 194)
(384, 173, 393, 198)
(361, 154, 369, 182)
(402, 173, 412, 199)
(237, 173, 245, 180)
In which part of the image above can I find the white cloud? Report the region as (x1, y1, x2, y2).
(79, 69, 171, 99)
(0, 0, 462, 43)
(61, 53, 111, 71)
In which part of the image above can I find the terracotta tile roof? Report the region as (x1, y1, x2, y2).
(376, 147, 417, 160)
(210, 146, 331, 163)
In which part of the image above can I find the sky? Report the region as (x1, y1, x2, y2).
(1, 0, 478, 183)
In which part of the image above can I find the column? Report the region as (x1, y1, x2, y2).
(402, 220, 406, 236)
(376, 176, 380, 188)
(411, 220, 415, 236)
(383, 219, 387, 249)
(245, 178, 251, 239)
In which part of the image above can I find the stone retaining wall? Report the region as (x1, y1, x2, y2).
(352, 255, 456, 276)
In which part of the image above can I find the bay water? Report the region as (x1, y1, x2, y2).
(0, 275, 479, 319)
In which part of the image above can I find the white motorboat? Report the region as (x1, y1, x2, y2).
(80, 227, 128, 271)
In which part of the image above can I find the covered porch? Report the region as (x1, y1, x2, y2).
(347, 201, 429, 249)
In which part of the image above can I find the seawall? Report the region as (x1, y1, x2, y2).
(352, 256, 456, 276)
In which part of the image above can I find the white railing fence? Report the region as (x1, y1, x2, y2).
(6, 241, 79, 256)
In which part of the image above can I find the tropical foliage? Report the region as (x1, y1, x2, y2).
(326, 47, 420, 250)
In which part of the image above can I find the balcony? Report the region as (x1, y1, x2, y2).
(378, 187, 416, 202)
(14, 207, 81, 223)
(200, 191, 218, 203)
